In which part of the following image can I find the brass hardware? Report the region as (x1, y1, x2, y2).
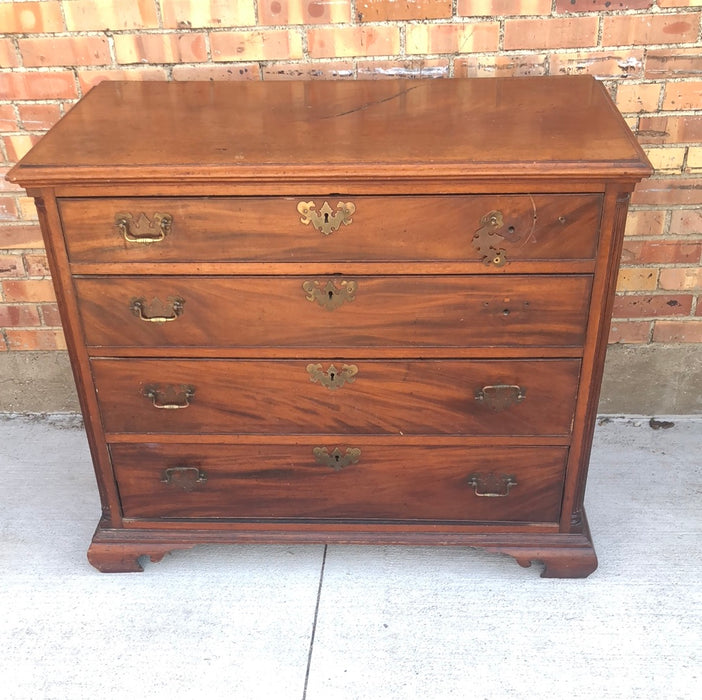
(130, 296, 185, 323)
(161, 466, 207, 491)
(144, 384, 194, 410)
(306, 363, 358, 390)
(474, 384, 525, 411)
(303, 280, 357, 310)
(313, 447, 361, 471)
(297, 200, 355, 235)
(472, 209, 508, 267)
(467, 473, 517, 497)
(116, 212, 172, 243)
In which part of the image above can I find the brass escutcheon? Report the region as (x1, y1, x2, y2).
(474, 384, 525, 411)
(313, 447, 361, 471)
(297, 200, 355, 235)
(115, 212, 172, 243)
(130, 296, 185, 323)
(467, 473, 517, 497)
(303, 280, 357, 310)
(472, 209, 509, 267)
(144, 384, 194, 410)
(306, 363, 358, 390)
(161, 466, 207, 491)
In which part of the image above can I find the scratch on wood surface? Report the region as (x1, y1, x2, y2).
(317, 84, 423, 119)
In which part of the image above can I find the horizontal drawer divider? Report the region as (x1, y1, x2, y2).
(105, 434, 571, 446)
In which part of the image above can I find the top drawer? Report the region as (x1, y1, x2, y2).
(58, 195, 602, 265)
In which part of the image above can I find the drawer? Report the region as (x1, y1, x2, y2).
(92, 358, 580, 436)
(111, 443, 568, 523)
(76, 275, 592, 349)
(59, 195, 601, 264)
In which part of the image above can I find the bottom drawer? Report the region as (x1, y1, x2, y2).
(111, 443, 567, 523)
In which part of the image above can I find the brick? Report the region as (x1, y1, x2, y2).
(0, 224, 44, 249)
(637, 116, 702, 144)
(162, 0, 256, 29)
(18, 197, 38, 221)
(663, 81, 702, 111)
(550, 51, 644, 79)
(0, 38, 19, 69)
(602, 13, 700, 47)
(3, 135, 41, 163)
(357, 59, 450, 80)
(17, 103, 62, 131)
(657, 0, 702, 7)
(114, 33, 208, 65)
(3, 279, 56, 303)
(621, 240, 701, 264)
(644, 146, 686, 173)
(0, 198, 19, 222)
(0, 71, 78, 101)
(616, 267, 658, 291)
(19, 37, 111, 68)
(406, 23, 499, 55)
(260, 0, 351, 24)
(624, 209, 666, 237)
(357, 0, 451, 21)
(632, 177, 702, 206)
(459, 0, 552, 14)
(24, 254, 50, 277)
(671, 209, 702, 235)
(263, 61, 355, 80)
(64, 0, 159, 31)
(5, 328, 66, 351)
(608, 321, 651, 343)
(612, 294, 693, 318)
(659, 267, 702, 290)
(0, 254, 24, 278)
(172, 64, 261, 81)
(0, 1, 64, 33)
(0, 304, 41, 328)
(455, 54, 547, 78)
(308, 26, 400, 59)
(645, 49, 702, 79)
(210, 30, 304, 62)
(653, 320, 702, 343)
(686, 147, 702, 173)
(615, 82, 661, 113)
(0, 168, 23, 194)
(0, 105, 17, 131)
(77, 68, 168, 94)
(39, 303, 61, 326)
(504, 17, 598, 51)
(556, 0, 653, 9)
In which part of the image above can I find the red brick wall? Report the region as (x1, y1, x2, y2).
(1, 0, 701, 351)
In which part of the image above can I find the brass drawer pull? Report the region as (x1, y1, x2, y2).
(297, 200, 355, 235)
(144, 384, 194, 410)
(313, 447, 361, 471)
(161, 466, 207, 491)
(474, 384, 525, 411)
(303, 280, 357, 310)
(115, 212, 172, 243)
(130, 296, 184, 323)
(306, 363, 358, 390)
(467, 473, 517, 497)
(472, 209, 509, 267)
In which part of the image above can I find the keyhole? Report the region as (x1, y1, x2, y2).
(334, 454, 340, 463)
(324, 212, 330, 224)
(330, 372, 336, 382)
(328, 290, 334, 300)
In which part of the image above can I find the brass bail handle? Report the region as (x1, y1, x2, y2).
(297, 200, 355, 236)
(144, 385, 194, 410)
(116, 212, 172, 243)
(467, 473, 517, 497)
(130, 297, 185, 323)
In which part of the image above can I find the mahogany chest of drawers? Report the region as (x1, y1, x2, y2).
(8, 77, 651, 577)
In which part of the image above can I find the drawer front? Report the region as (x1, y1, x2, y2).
(92, 358, 580, 436)
(59, 195, 601, 264)
(76, 275, 592, 349)
(111, 443, 567, 523)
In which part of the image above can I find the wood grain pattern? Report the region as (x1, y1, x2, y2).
(75, 275, 593, 349)
(110, 443, 568, 522)
(91, 358, 581, 436)
(59, 194, 602, 263)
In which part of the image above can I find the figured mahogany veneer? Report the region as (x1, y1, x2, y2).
(7, 77, 651, 577)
